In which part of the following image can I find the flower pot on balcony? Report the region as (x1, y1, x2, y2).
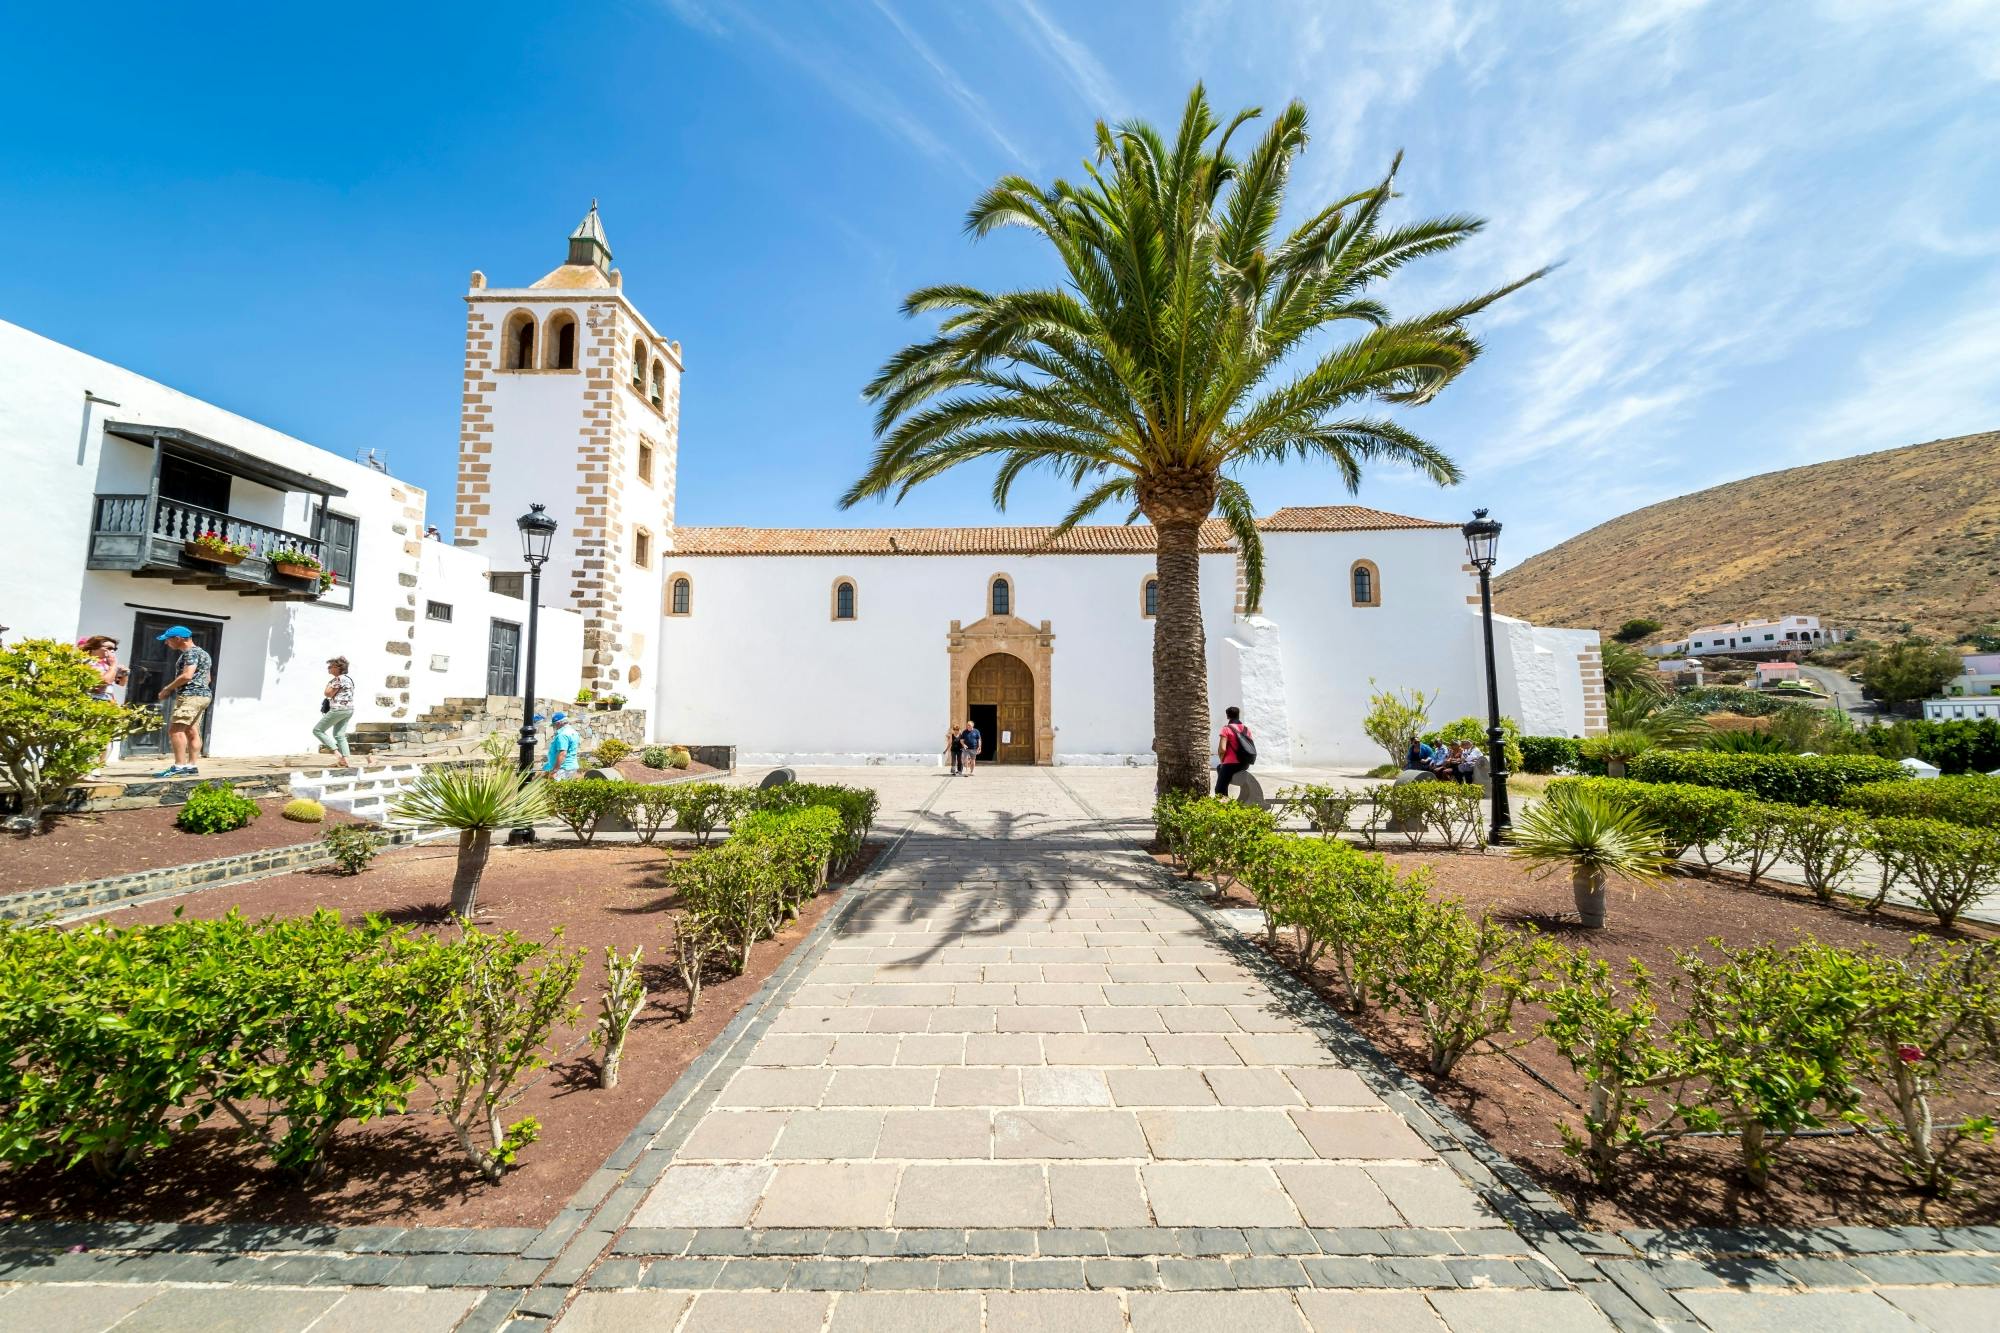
(185, 542, 245, 566)
(273, 561, 319, 580)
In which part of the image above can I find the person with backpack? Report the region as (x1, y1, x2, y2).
(1215, 705, 1256, 796)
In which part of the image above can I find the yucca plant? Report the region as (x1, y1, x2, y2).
(1511, 788, 1671, 929)
(1580, 728, 1655, 779)
(391, 765, 551, 917)
(840, 85, 1544, 795)
(1604, 689, 1710, 750)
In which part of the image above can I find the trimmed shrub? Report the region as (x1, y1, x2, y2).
(1718, 800, 1791, 888)
(1175, 798, 1276, 889)
(547, 778, 635, 845)
(281, 798, 326, 823)
(591, 737, 633, 766)
(640, 745, 673, 769)
(1627, 751, 1907, 806)
(0, 639, 152, 829)
(627, 785, 678, 845)
(323, 824, 386, 875)
(668, 782, 741, 847)
(1866, 817, 2000, 929)
(747, 782, 878, 871)
(1520, 735, 1582, 775)
(1844, 775, 2000, 830)
(1242, 837, 1429, 1010)
(1548, 777, 1743, 864)
(1274, 783, 1363, 837)
(1766, 805, 1868, 902)
(1374, 895, 1557, 1078)
(176, 782, 261, 834)
(1541, 954, 1680, 1184)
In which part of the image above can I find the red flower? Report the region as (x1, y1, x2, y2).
(1897, 1044, 1923, 1064)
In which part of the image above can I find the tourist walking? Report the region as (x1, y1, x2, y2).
(946, 722, 964, 775)
(313, 656, 357, 767)
(80, 634, 129, 770)
(152, 626, 212, 778)
(1214, 705, 1255, 796)
(959, 719, 982, 775)
(543, 710, 582, 780)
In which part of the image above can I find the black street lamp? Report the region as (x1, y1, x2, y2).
(1462, 508, 1512, 844)
(509, 502, 559, 846)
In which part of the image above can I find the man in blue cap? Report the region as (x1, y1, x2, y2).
(153, 626, 213, 777)
(542, 710, 582, 780)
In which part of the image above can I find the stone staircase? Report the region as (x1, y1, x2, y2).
(288, 762, 431, 821)
(345, 696, 504, 758)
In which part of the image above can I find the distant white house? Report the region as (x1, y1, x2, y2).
(1653, 615, 1835, 658)
(1755, 662, 1802, 688)
(1923, 697, 2000, 723)
(1942, 653, 2000, 698)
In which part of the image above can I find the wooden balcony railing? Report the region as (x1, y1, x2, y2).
(88, 494, 328, 599)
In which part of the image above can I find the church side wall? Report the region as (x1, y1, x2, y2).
(653, 552, 1237, 764)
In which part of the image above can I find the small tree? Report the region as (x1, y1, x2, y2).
(390, 764, 552, 916)
(592, 945, 647, 1089)
(1860, 638, 1963, 709)
(0, 640, 150, 830)
(1509, 786, 1671, 929)
(1362, 682, 1437, 768)
(1614, 618, 1664, 643)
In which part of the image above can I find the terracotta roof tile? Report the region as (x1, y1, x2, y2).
(672, 506, 1448, 556)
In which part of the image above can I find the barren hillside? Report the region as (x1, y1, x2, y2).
(1493, 430, 2000, 643)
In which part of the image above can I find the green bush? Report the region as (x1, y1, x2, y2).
(1627, 751, 1908, 805)
(1374, 894, 1557, 1078)
(1242, 837, 1429, 1010)
(627, 784, 678, 845)
(1766, 806, 1868, 902)
(322, 824, 386, 875)
(1844, 775, 2000, 829)
(1520, 735, 1582, 774)
(175, 782, 261, 834)
(1718, 800, 1791, 888)
(591, 737, 633, 766)
(641, 745, 672, 769)
(1541, 954, 1680, 1184)
(747, 783, 879, 871)
(0, 639, 153, 828)
(1174, 798, 1276, 889)
(1421, 716, 1524, 774)
(547, 778, 635, 845)
(1547, 777, 1743, 864)
(0, 913, 576, 1186)
(1866, 817, 2000, 929)
(668, 782, 742, 847)
(1274, 783, 1363, 837)
(1861, 718, 2000, 775)
(662, 805, 847, 991)
(281, 798, 325, 823)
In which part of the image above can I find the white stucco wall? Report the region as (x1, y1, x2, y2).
(1, 319, 580, 758)
(654, 551, 1239, 765)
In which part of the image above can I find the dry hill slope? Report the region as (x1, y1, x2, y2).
(1493, 430, 2000, 643)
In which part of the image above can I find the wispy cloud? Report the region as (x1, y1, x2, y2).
(1007, 0, 1125, 118)
(656, 0, 980, 180)
(869, 0, 1031, 167)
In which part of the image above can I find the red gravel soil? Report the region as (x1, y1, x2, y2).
(3, 799, 365, 895)
(610, 758, 724, 784)
(1174, 845, 2000, 1231)
(0, 836, 877, 1229)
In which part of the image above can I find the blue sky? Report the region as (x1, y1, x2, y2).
(3, 1, 1997, 566)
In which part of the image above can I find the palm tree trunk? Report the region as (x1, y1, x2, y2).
(1151, 517, 1212, 797)
(450, 828, 492, 917)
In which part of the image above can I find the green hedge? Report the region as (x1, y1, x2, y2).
(1520, 736, 1582, 774)
(1857, 718, 2000, 775)
(1627, 751, 1907, 805)
(1843, 776, 2000, 829)
(1545, 777, 1744, 862)
(0, 912, 579, 1185)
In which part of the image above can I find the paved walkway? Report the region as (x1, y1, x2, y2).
(8, 766, 1997, 1331)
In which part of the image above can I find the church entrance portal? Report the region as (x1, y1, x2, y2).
(966, 653, 1035, 764)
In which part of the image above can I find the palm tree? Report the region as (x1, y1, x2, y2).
(390, 764, 552, 917)
(842, 85, 1547, 795)
(1510, 787, 1670, 929)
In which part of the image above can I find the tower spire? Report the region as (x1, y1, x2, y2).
(567, 200, 612, 271)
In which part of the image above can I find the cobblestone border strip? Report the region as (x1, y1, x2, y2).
(0, 781, 954, 1318)
(1, 827, 421, 924)
(614, 1225, 1533, 1260)
(503, 774, 957, 1325)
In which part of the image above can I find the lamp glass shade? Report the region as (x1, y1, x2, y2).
(1461, 508, 1501, 570)
(517, 503, 559, 565)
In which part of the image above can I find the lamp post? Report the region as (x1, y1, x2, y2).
(1462, 508, 1511, 845)
(509, 503, 559, 846)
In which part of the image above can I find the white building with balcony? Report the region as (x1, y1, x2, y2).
(1666, 615, 1834, 657)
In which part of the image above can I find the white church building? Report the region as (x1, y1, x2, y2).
(0, 207, 1604, 768)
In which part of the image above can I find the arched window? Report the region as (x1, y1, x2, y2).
(545, 311, 578, 370)
(1350, 559, 1381, 608)
(501, 310, 536, 370)
(631, 338, 647, 388)
(650, 360, 665, 408)
(831, 578, 857, 621)
(989, 574, 1012, 617)
(666, 574, 692, 616)
(1142, 576, 1159, 618)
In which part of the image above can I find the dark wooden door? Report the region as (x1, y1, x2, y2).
(126, 612, 221, 756)
(967, 653, 1036, 764)
(486, 619, 521, 697)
